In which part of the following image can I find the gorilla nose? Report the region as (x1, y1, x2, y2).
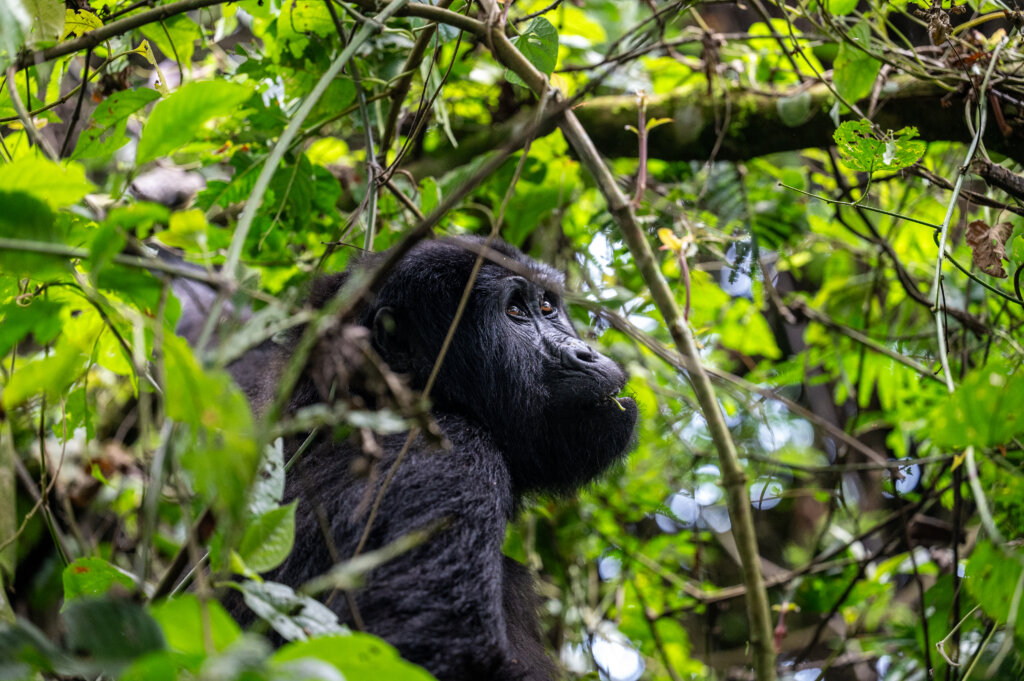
(561, 339, 598, 369)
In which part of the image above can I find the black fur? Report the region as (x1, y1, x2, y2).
(228, 237, 637, 680)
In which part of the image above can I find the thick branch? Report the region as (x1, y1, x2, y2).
(409, 79, 1024, 174)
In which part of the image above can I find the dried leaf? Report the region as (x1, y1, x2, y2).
(965, 219, 1012, 278)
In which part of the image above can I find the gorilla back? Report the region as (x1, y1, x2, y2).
(230, 237, 637, 680)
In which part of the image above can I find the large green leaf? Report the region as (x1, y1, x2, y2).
(150, 595, 241, 656)
(136, 80, 252, 164)
(163, 336, 259, 522)
(272, 634, 437, 681)
(72, 88, 161, 162)
(0, 159, 92, 208)
(929, 362, 1024, 449)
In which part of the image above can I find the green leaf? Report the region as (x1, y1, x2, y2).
(272, 633, 436, 681)
(163, 336, 258, 522)
(63, 597, 165, 664)
(776, 91, 812, 127)
(966, 541, 1024, 639)
(0, 2, 31, 69)
(929, 362, 1024, 449)
(235, 580, 346, 641)
(2, 336, 90, 409)
(0, 299, 64, 358)
(0, 158, 93, 208)
(23, 0, 65, 45)
(236, 501, 297, 573)
(71, 88, 161, 162)
(826, 0, 858, 15)
(140, 15, 199, 72)
(137, 80, 252, 165)
(61, 558, 137, 608)
(161, 208, 209, 249)
(507, 17, 558, 88)
(150, 595, 241, 655)
(834, 120, 925, 173)
(833, 23, 882, 103)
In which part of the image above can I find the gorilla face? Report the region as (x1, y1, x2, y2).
(362, 237, 637, 497)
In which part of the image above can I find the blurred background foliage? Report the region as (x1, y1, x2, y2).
(1, 0, 1024, 679)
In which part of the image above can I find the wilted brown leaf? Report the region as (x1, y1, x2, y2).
(965, 219, 1013, 278)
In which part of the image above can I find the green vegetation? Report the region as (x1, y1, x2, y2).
(1, 0, 1024, 679)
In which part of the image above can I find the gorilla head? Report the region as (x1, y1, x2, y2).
(309, 236, 638, 497)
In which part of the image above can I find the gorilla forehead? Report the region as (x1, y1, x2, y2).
(375, 237, 565, 303)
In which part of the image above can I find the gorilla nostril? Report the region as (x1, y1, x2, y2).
(562, 339, 598, 368)
(575, 345, 596, 362)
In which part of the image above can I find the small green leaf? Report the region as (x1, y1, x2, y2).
(235, 580, 346, 642)
(137, 80, 252, 164)
(61, 558, 137, 608)
(150, 595, 241, 655)
(776, 91, 812, 127)
(63, 597, 165, 663)
(507, 17, 558, 88)
(236, 501, 297, 573)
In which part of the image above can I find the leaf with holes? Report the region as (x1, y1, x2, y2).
(834, 120, 925, 173)
(965, 219, 1012, 278)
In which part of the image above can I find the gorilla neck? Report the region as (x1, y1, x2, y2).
(435, 399, 637, 500)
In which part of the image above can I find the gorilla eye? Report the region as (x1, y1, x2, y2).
(506, 303, 528, 319)
(539, 297, 555, 315)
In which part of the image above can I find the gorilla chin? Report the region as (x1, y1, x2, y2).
(219, 235, 637, 681)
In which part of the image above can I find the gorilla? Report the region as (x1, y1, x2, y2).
(224, 236, 637, 680)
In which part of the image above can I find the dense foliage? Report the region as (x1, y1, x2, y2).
(1, 0, 1024, 679)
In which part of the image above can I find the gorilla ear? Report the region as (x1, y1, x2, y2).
(372, 306, 410, 372)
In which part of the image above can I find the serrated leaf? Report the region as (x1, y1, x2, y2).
(63, 8, 101, 39)
(507, 17, 558, 88)
(965, 219, 1012, 278)
(137, 80, 252, 164)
